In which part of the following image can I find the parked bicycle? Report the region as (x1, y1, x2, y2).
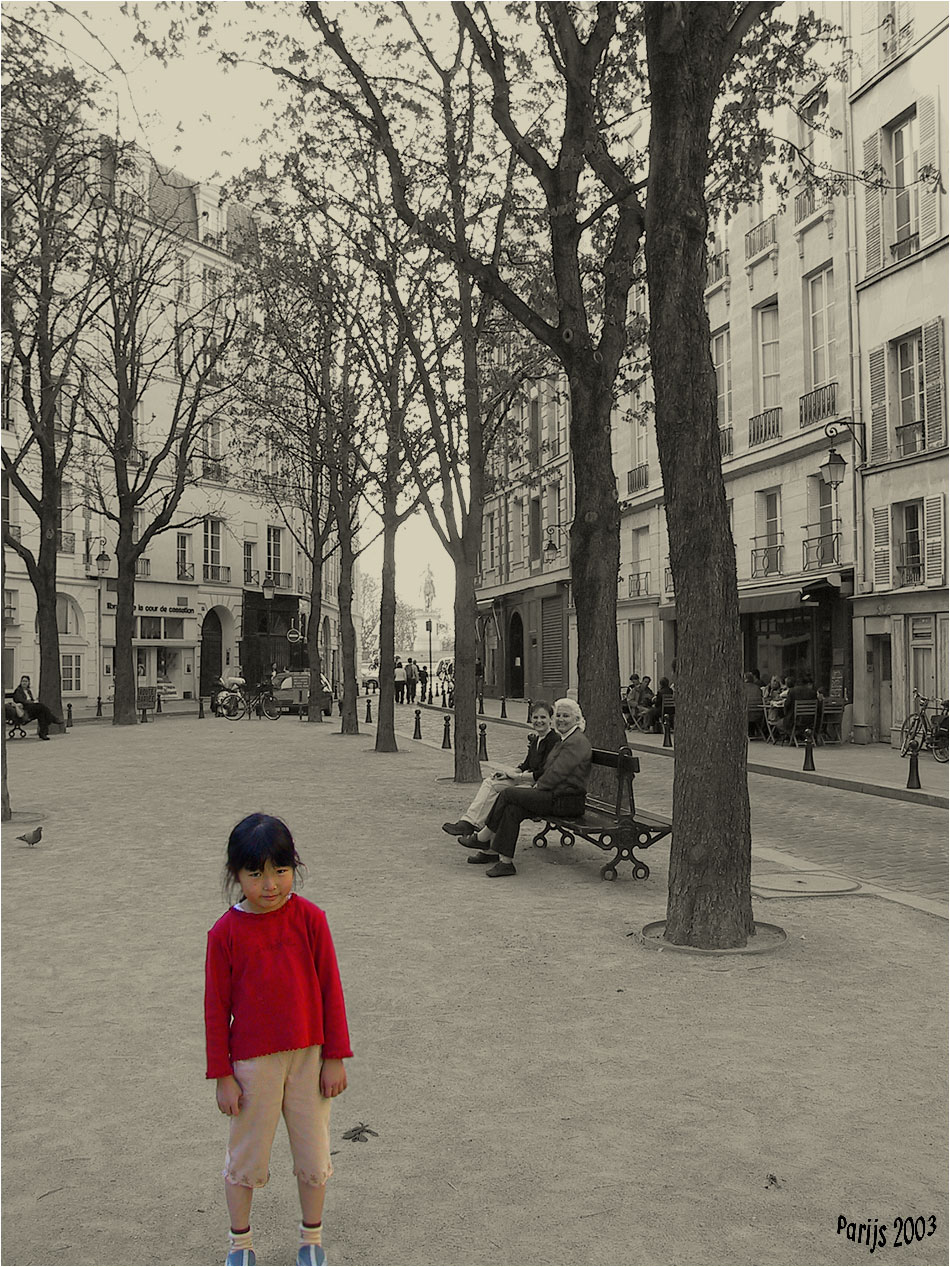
(220, 680, 281, 721)
(899, 689, 948, 762)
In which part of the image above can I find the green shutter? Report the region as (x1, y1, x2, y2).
(868, 344, 889, 462)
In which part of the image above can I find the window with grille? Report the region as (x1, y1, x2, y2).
(61, 653, 82, 692)
(807, 267, 836, 388)
(757, 305, 780, 409)
(711, 326, 732, 426)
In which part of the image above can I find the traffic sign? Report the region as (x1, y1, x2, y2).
(286, 627, 303, 644)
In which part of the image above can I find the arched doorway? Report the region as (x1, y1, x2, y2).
(199, 610, 223, 695)
(508, 611, 524, 698)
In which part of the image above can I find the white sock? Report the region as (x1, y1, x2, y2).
(228, 1228, 253, 1252)
(300, 1222, 323, 1247)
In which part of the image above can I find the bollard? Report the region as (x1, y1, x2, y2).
(662, 713, 673, 748)
(441, 685, 447, 708)
(427, 687, 433, 705)
(413, 709, 422, 740)
(140, 707, 148, 724)
(478, 694, 484, 715)
(66, 702, 73, 728)
(906, 741, 922, 790)
(478, 722, 488, 760)
(198, 696, 205, 719)
(442, 715, 452, 749)
(365, 697, 373, 724)
(156, 693, 162, 714)
(96, 696, 103, 718)
(500, 696, 507, 719)
(802, 729, 816, 772)
(526, 699, 533, 723)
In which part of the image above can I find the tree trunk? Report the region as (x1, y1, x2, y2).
(567, 369, 626, 795)
(451, 552, 482, 782)
(336, 525, 360, 736)
(1, 730, 11, 821)
(113, 540, 138, 726)
(307, 569, 325, 724)
(375, 513, 398, 753)
(645, 5, 754, 950)
(35, 528, 63, 722)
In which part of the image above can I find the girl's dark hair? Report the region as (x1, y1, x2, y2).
(224, 813, 302, 897)
(530, 700, 553, 716)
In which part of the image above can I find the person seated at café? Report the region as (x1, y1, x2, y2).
(634, 675, 655, 727)
(647, 676, 674, 733)
(776, 675, 817, 738)
(621, 674, 640, 728)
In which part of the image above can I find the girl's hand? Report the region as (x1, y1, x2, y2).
(321, 1058, 347, 1099)
(216, 1074, 244, 1116)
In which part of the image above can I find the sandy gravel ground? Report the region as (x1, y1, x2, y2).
(1, 717, 947, 1267)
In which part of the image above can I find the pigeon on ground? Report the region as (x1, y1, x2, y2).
(16, 826, 42, 847)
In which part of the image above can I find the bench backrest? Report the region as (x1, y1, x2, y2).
(590, 746, 640, 818)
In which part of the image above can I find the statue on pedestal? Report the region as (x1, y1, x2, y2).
(422, 565, 436, 611)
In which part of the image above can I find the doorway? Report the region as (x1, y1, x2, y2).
(200, 610, 223, 696)
(508, 611, 524, 698)
(868, 634, 892, 743)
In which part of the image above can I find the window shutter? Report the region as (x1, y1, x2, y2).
(540, 596, 564, 683)
(863, 132, 884, 275)
(861, 1, 881, 79)
(922, 317, 946, 449)
(868, 344, 889, 462)
(872, 506, 891, 589)
(917, 94, 939, 246)
(923, 494, 945, 586)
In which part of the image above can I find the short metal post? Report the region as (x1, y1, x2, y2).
(66, 703, 73, 727)
(140, 707, 148, 724)
(906, 741, 922, 790)
(526, 700, 533, 723)
(441, 685, 447, 707)
(478, 694, 484, 715)
(413, 709, 422, 739)
(427, 686, 433, 705)
(478, 722, 488, 760)
(365, 697, 373, 724)
(803, 729, 816, 772)
(500, 696, 507, 718)
(198, 696, 205, 719)
(441, 715, 452, 749)
(156, 693, 162, 714)
(662, 713, 672, 748)
(96, 696, 103, 718)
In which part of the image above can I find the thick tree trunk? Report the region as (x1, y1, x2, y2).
(307, 572, 325, 724)
(35, 529, 63, 722)
(336, 528, 360, 736)
(452, 552, 482, 782)
(567, 370, 626, 794)
(645, 5, 754, 949)
(1, 731, 11, 821)
(375, 514, 398, 753)
(113, 542, 138, 726)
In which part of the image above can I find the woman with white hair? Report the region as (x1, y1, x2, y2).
(458, 697, 592, 877)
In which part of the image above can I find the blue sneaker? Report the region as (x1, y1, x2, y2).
(225, 1250, 256, 1266)
(296, 1245, 327, 1266)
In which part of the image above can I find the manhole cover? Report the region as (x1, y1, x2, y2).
(752, 872, 860, 895)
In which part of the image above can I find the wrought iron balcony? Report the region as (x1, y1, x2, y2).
(177, 562, 195, 581)
(244, 568, 260, 586)
(57, 529, 76, 554)
(745, 214, 777, 258)
(896, 420, 925, 457)
(707, 249, 729, 287)
(749, 407, 782, 446)
(802, 522, 841, 570)
(751, 537, 783, 578)
(202, 458, 227, 481)
(891, 232, 919, 262)
(718, 426, 733, 458)
(794, 187, 817, 223)
(799, 382, 837, 428)
(203, 563, 231, 583)
(135, 556, 150, 578)
(627, 463, 649, 494)
(628, 571, 650, 598)
(264, 570, 291, 589)
(896, 540, 922, 587)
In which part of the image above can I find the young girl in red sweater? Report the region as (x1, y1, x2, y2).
(205, 813, 352, 1267)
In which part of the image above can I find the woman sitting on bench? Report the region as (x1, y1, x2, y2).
(11, 675, 62, 741)
(458, 697, 593, 878)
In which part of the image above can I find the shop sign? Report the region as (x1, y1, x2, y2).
(106, 601, 196, 615)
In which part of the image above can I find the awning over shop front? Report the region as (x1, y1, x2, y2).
(659, 584, 824, 621)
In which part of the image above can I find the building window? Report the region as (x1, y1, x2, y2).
(896, 501, 923, 586)
(757, 305, 780, 410)
(528, 397, 541, 466)
(711, 326, 732, 427)
(529, 497, 542, 560)
(870, 319, 944, 461)
(806, 266, 835, 388)
(753, 489, 783, 576)
(244, 541, 257, 584)
(267, 526, 282, 576)
(61, 653, 82, 693)
(204, 518, 222, 567)
(4, 588, 18, 623)
(164, 617, 184, 640)
(55, 594, 82, 636)
(896, 331, 925, 454)
(891, 112, 919, 260)
(486, 512, 495, 570)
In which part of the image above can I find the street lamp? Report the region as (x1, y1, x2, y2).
(819, 447, 847, 488)
(85, 536, 111, 576)
(85, 536, 111, 715)
(544, 525, 567, 558)
(262, 576, 276, 602)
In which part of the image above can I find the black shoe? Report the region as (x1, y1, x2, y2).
(39, 735, 50, 741)
(486, 860, 516, 878)
(467, 851, 498, 865)
(442, 820, 476, 837)
(458, 833, 485, 849)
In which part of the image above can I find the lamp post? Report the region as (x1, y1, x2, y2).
(85, 537, 111, 713)
(544, 525, 567, 558)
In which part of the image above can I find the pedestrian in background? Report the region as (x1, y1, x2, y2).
(405, 657, 418, 703)
(417, 663, 429, 702)
(393, 658, 406, 704)
(205, 813, 352, 1267)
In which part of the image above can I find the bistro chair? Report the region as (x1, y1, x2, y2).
(789, 699, 819, 746)
(819, 699, 844, 744)
(747, 702, 768, 740)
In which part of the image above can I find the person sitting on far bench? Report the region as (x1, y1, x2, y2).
(457, 697, 592, 878)
(12, 674, 62, 741)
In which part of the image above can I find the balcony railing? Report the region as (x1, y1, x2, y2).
(891, 232, 919, 262)
(135, 556, 150, 578)
(749, 407, 782, 446)
(202, 458, 227, 481)
(718, 426, 733, 458)
(628, 572, 650, 598)
(897, 541, 922, 587)
(896, 420, 925, 457)
(794, 187, 817, 223)
(57, 529, 76, 554)
(203, 563, 231, 583)
(751, 538, 784, 578)
(244, 568, 260, 586)
(799, 382, 838, 428)
(802, 522, 841, 570)
(745, 214, 777, 259)
(627, 463, 649, 494)
(177, 562, 195, 581)
(707, 249, 729, 287)
(264, 570, 291, 589)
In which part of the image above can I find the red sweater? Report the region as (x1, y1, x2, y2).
(204, 893, 352, 1079)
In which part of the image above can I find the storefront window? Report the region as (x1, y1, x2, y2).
(140, 615, 162, 639)
(750, 610, 815, 685)
(164, 617, 184, 640)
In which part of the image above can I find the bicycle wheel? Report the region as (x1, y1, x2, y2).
(224, 694, 246, 721)
(931, 728, 949, 763)
(260, 692, 281, 720)
(899, 715, 923, 756)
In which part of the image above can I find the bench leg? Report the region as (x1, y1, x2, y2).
(597, 830, 651, 881)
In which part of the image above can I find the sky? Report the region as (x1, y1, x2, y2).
(18, 0, 460, 612)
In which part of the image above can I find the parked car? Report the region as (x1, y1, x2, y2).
(271, 671, 333, 716)
(360, 662, 379, 691)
